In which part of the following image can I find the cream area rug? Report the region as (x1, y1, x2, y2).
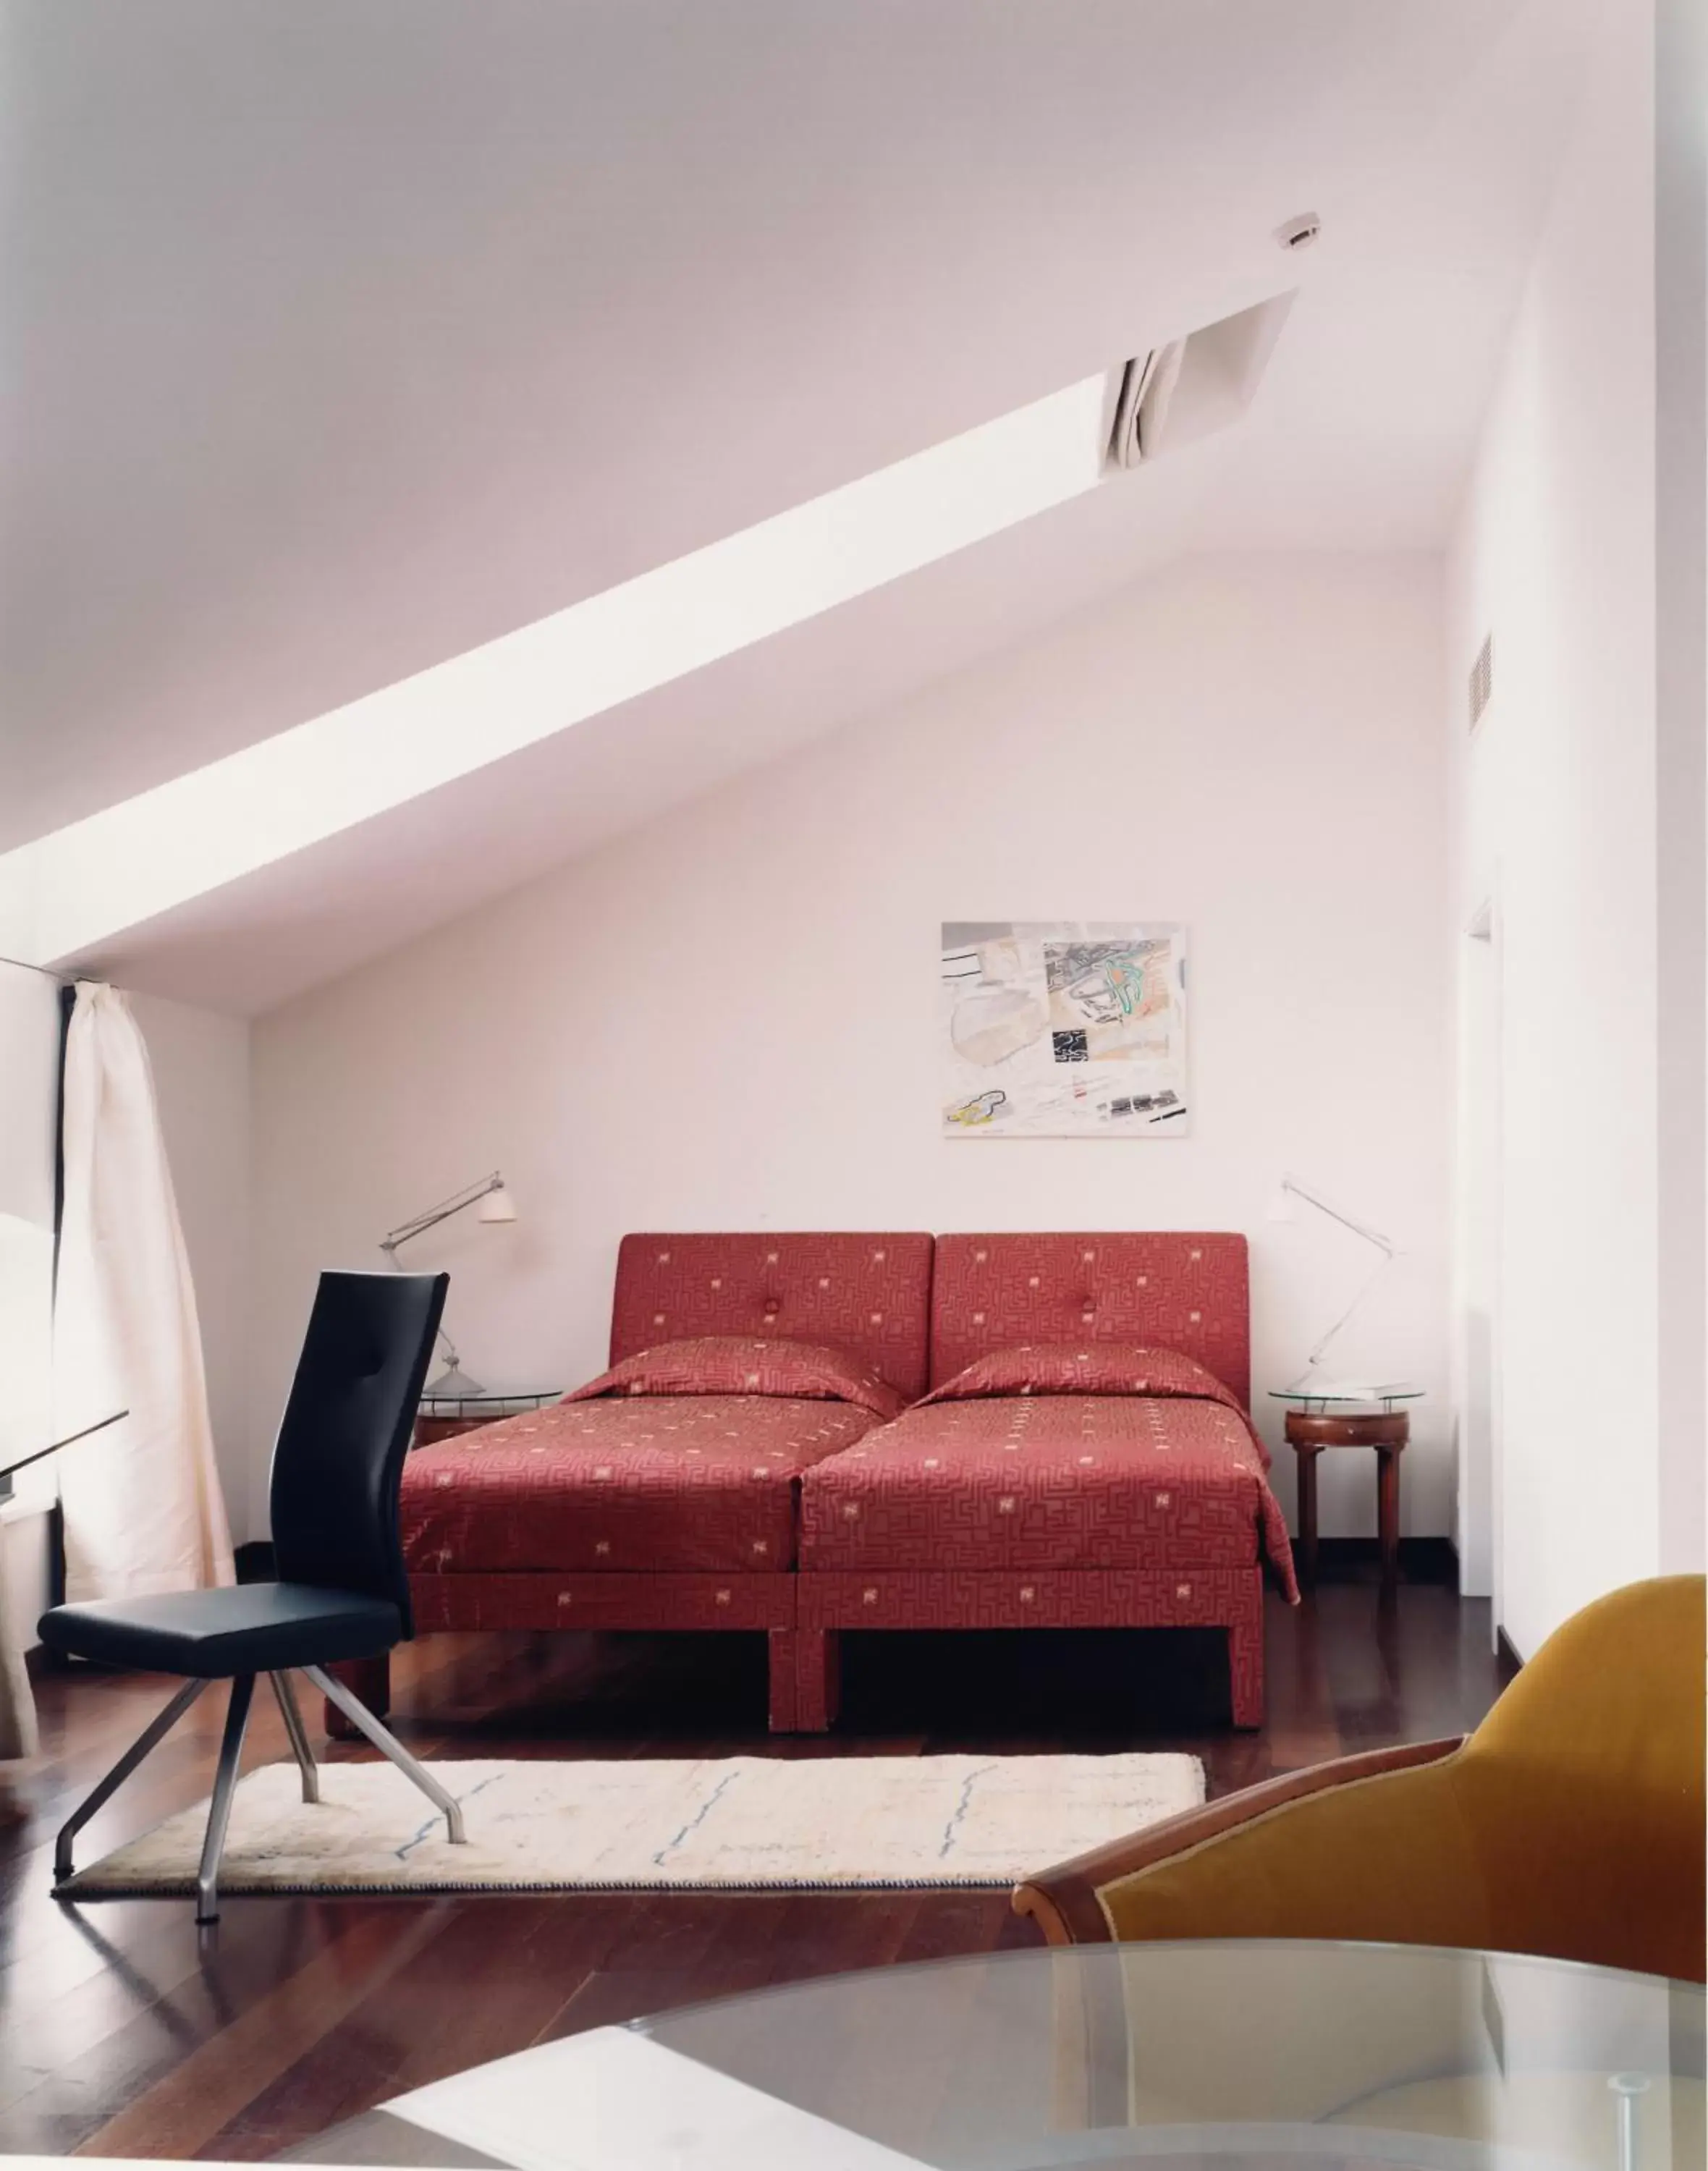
(66, 1752, 1204, 1897)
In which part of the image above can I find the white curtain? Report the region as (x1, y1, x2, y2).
(0, 1551, 36, 1760)
(52, 983, 234, 1602)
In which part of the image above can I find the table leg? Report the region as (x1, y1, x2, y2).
(1377, 1447, 1401, 1590)
(1295, 1447, 1319, 1588)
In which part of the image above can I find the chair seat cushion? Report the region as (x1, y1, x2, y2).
(38, 1583, 402, 1677)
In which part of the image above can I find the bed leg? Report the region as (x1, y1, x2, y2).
(769, 1628, 840, 1733)
(767, 1630, 796, 1732)
(1228, 1607, 1264, 1730)
(324, 1654, 391, 1741)
(806, 1629, 842, 1733)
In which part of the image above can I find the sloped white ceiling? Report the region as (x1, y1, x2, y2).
(0, 0, 1599, 1007)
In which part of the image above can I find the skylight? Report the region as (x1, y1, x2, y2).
(0, 372, 1112, 970)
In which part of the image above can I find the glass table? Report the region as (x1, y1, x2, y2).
(285, 1939, 1705, 2168)
(1268, 1388, 1424, 1415)
(417, 1388, 564, 1421)
(413, 1389, 563, 1451)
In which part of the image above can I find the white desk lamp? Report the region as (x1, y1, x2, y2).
(379, 1171, 518, 1397)
(1264, 1175, 1403, 1400)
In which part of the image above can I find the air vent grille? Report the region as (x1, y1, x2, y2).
(1468, 632, 1493, 729)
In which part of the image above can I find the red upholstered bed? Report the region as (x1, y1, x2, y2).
(393, 1233, 933, 1731)
(367, 1229, 1290, 1736)
(796, 1234, 1294, 1730)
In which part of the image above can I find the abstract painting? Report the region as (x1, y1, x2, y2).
(941, 922, 1188, 1138)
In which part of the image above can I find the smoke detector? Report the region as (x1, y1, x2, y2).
(1275, 212, 1321, 252)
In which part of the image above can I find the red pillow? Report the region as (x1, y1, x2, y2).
(569, 1337, 905, 1421)
(922, 1342, 1243, 1415)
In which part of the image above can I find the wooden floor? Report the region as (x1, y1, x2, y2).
(0, 1586, 1511, 2159)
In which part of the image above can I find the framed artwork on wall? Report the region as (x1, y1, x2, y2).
(940, 921, 1189, 1138)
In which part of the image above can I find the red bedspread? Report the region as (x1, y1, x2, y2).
(798, 1393, 1298, 1599)
(401, 1395, 879, 1575)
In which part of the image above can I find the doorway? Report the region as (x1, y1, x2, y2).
(1459, 900, 1502, 1637)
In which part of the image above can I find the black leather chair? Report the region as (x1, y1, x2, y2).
(41, 1269, 466, 1922)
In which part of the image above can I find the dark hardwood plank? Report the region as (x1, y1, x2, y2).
(201, 1899, 633, 2159)
(66, 1907, 455, 2162)
(0, 1589, 1513, 2159)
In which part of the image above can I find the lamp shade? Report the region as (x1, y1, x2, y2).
(478, 1182, 518, 1225)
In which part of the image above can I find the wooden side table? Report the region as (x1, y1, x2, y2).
(1285, 1408, 1409, 1591)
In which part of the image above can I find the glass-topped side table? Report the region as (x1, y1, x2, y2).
(413, 1387, 563, 1451)
(1268, 1385, 1424, 1415)
(1269, 1387, 1425, 1591)
(292, 1939, 1707, 2170)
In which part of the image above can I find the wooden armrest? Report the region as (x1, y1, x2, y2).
(1012, 1735, 1463, 1945)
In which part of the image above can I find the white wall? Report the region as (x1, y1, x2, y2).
(251, 553, 1451, 1545)
(128, 992, 255, 1541)
(1652, 0, 1707, 1575)
(1445, 1, 1685, 1658)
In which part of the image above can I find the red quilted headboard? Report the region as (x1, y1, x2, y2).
(610, 1234, 935, 1401)
(930, 1233, 1250, 1408)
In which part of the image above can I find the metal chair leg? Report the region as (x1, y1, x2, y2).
(195, 1673, 255, 1924)
(301, 1663, 466, 1845)
(54, 1677, 209, 1889)
(269, 1671, 320, 1803)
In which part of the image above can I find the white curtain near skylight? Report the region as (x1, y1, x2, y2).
(52, 984, 234, 1602)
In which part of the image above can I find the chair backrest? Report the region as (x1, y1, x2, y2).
(1048, 1574, 1705, 1982)
(1463, 1572, 1705, 1798)
(269, 1271, 448, 1630)
(1457, 1573, 1706, 1980)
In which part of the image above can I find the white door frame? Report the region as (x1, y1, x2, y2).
(1459, 893, 1503, 1643)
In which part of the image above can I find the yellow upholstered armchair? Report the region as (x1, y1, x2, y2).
(1015, 1575, 1706, 1983)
